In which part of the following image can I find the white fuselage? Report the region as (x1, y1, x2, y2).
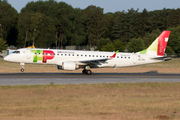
(4, 48, 163, 69)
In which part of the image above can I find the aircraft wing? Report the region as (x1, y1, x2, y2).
(77, 58, 110, 65)
(75, 50, 119, 66)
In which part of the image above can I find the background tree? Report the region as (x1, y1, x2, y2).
(102, 43, 115, 51)
(127, 38, 145, 52)
(54, 2, 74, 48)
(138, 9, 150, 37)
(84, 5, 105, 47)
(69, 8, 86, 46)
(167, 26, 180, 54)
(125, 8, 139, 41)
(112, 11, 127, 43)
(165, 46, 175, 55)
(1, 0, 180, 55)
(103, 12, 114, 39)
(113, 39, 125, 52)
(17, 13, 31, 47)
(168, 9, 180, 28)
(32, 14, 56, 48)
(0, 0, 18, 46)
(98, 38, 125, 52)
(142, 29, 161, 48)
(0, 38, 7, 52)
(97, 38, 111, 51)
(150, 9, 169, 31)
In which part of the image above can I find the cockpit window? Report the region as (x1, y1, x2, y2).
(12, 51, 20, 54)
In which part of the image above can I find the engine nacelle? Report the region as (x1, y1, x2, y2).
(57, 62, 79, 71)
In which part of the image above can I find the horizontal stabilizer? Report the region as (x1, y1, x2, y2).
(151, 56, 172, 61)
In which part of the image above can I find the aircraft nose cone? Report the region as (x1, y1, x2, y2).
(4, 56, 9, 61)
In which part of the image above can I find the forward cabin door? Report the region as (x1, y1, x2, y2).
(26, 49, 31, 59)
(132, 54, 137, 64)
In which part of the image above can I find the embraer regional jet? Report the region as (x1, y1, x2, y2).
(4, 31, 171, 75)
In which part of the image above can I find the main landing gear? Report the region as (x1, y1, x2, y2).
(82, 66, 92, 75)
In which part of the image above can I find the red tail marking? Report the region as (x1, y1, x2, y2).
(157, 31, 171, 56)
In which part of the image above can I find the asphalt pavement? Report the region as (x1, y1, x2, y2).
(0, 73, 180, 85)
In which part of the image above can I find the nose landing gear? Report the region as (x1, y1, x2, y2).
(21, 68, 24, 72)
(20, 63, 25, 72)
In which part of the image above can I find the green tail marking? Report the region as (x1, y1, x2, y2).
(139, 37, 158, 55)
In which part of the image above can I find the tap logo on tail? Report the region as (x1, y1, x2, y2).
(157, 31, 170, 56)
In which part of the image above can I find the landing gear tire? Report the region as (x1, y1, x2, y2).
(21, 68, 24, 72)
(82, 69, 92, 75)
(82, 66, 92, 75)
(86, 70, 92, 75)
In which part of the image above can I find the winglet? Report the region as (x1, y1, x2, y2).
(110, 50, 119, 58)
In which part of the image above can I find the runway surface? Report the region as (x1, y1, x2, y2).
(0, 73, 180, 85)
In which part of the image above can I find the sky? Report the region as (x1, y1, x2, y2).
(7, 0, 180, 13)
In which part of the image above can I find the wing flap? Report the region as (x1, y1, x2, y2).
(63, 51, 119, 66)
(78, 58, 109, 65)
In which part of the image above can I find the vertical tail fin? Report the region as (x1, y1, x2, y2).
(139, 31, 171, 56)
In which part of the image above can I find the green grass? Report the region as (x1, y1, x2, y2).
(0, 83, 180, 120)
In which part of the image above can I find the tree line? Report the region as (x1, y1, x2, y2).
(0, 0, 180, 55)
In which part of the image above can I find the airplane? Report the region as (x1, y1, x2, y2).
(4, 31, 171, 75)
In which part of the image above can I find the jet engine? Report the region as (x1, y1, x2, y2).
(57, 62, 79, 71)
